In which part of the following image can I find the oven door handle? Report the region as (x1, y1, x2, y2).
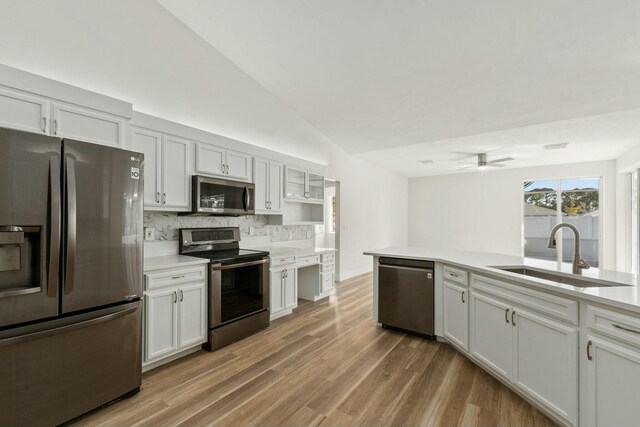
(211, 258, 269, 270)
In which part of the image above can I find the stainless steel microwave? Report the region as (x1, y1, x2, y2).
(189, 175, 255, 216)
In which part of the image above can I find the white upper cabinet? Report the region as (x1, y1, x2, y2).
(253, 157, 283, 214)
(195, 143, 225, 176)
(284, 167, 324, 202)
(195, 142, 252, 181)
(130, 127, 162, 207)
(131, 127, 190, 211)
(162, 135, 190, 209)
(0, 87, 49, 134)
(0, 86, 126, 147)
(51, 102, 125, 147)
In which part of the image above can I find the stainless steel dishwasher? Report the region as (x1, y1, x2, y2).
(378, 257, 434, 337)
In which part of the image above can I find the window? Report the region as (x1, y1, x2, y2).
(523, 178, 600, 267)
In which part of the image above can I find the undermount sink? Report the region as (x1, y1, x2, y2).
(492, 266, 630, 288)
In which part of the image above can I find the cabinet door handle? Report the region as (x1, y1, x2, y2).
(171, 275, 185, 280)
(450, 272, 461, 278)
(180, 289, 184, 302)
(163, 193, 166, 204)
(173, 291, 177, 303)
(156, 192, 160, 203)
(505, 308, 510, 323)
(53, 119, 58, 135)
(612, 324, 640, 334)
(587, 340, 593, 361)
(511, 310, 516, 326)
(461, 291, 465, 304)
(43, 116, 47, 133)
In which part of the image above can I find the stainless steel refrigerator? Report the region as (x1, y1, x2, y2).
(0, 128, 144, 426)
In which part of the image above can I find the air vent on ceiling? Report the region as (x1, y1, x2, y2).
(544, 143, 569, 150)
(418, 159, 434, 164)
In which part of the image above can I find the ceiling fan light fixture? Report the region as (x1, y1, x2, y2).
(544, 142, 569, 150)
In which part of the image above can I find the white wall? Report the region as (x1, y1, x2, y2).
(0, 0, 407, 280)
(408, 161, 617, 270)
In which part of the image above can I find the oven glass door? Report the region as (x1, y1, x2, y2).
(219, 260, 266, 323)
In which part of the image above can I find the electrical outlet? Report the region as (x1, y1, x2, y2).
(144, 227, 155, 241)
(306, 230, 312, 239)
(289, 231, 294, 240)
(249, 226, 255, 236)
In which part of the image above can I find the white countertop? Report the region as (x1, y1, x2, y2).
(144, 255, 209, 273)
(364, 246, 640, 313)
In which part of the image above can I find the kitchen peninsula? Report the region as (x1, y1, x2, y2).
(365, 246, 640, 427)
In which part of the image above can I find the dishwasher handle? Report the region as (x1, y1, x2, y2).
(379, 264, 434, 277)
(379, 257, 434, 269)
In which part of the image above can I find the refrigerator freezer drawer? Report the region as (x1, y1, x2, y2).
(0, 301, 142, 427)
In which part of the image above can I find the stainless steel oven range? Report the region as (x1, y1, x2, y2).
(179, 227, 270, 351)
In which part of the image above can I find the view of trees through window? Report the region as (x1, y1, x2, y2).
(523, 178, 600, 267)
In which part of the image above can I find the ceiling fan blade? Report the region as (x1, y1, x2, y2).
(457, 165, 475, 170)
(489, 163, 507, 167)
(487, 157, 514, 164)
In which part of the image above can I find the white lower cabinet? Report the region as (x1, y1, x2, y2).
(443, 280, 468, 351)
(145, 288, 179, 361)
(270, 265, 297, 320)
(513, 308, 578, 426)
(470, 291, 513, 379)
(143, 266, 207, 366)
(470, 287, 578, 425)
(584, 336, 640, 427)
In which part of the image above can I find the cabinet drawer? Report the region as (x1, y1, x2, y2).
(146, 266, 207, 291)
(472, 274, 578, 325)
(270, 254, 296, 267)
(298, 255, 320, 266)
(321, 272, 334, 293)
(444, 265, 468, 286)
(321, 252, 335, 262)
(587, 305, 640, 347)
(321, 262, 335, 272)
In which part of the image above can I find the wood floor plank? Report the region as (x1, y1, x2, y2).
(73, 272, 557, 427)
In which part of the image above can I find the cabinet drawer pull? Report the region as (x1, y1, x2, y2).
(612, 324, 640, 334)
(461, 291, 465, 304)
(587, 340, 593, 361)
(511, 310, 516, 326)
(505, 308, 509, 323)
(449, 272, 460, 278)
(171, 275, 185, 280)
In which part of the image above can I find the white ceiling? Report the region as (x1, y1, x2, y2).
(158, 0, 640, 175)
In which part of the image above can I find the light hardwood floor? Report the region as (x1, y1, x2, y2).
(73, 273, 557, 427)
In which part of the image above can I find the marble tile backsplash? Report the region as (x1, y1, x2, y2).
(144, 212, 313, 242)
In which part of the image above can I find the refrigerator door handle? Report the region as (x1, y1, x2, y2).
(64, 156, 77, 295)
(48, 157, 61, 298)
(0, 306, 137, 348)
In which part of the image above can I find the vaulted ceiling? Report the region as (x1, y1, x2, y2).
(158, 0, 640, 175)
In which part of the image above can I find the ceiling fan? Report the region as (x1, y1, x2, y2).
(457, 153, 514, 170)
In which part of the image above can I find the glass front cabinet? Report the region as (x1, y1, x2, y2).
(284, 167, 324, 202)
